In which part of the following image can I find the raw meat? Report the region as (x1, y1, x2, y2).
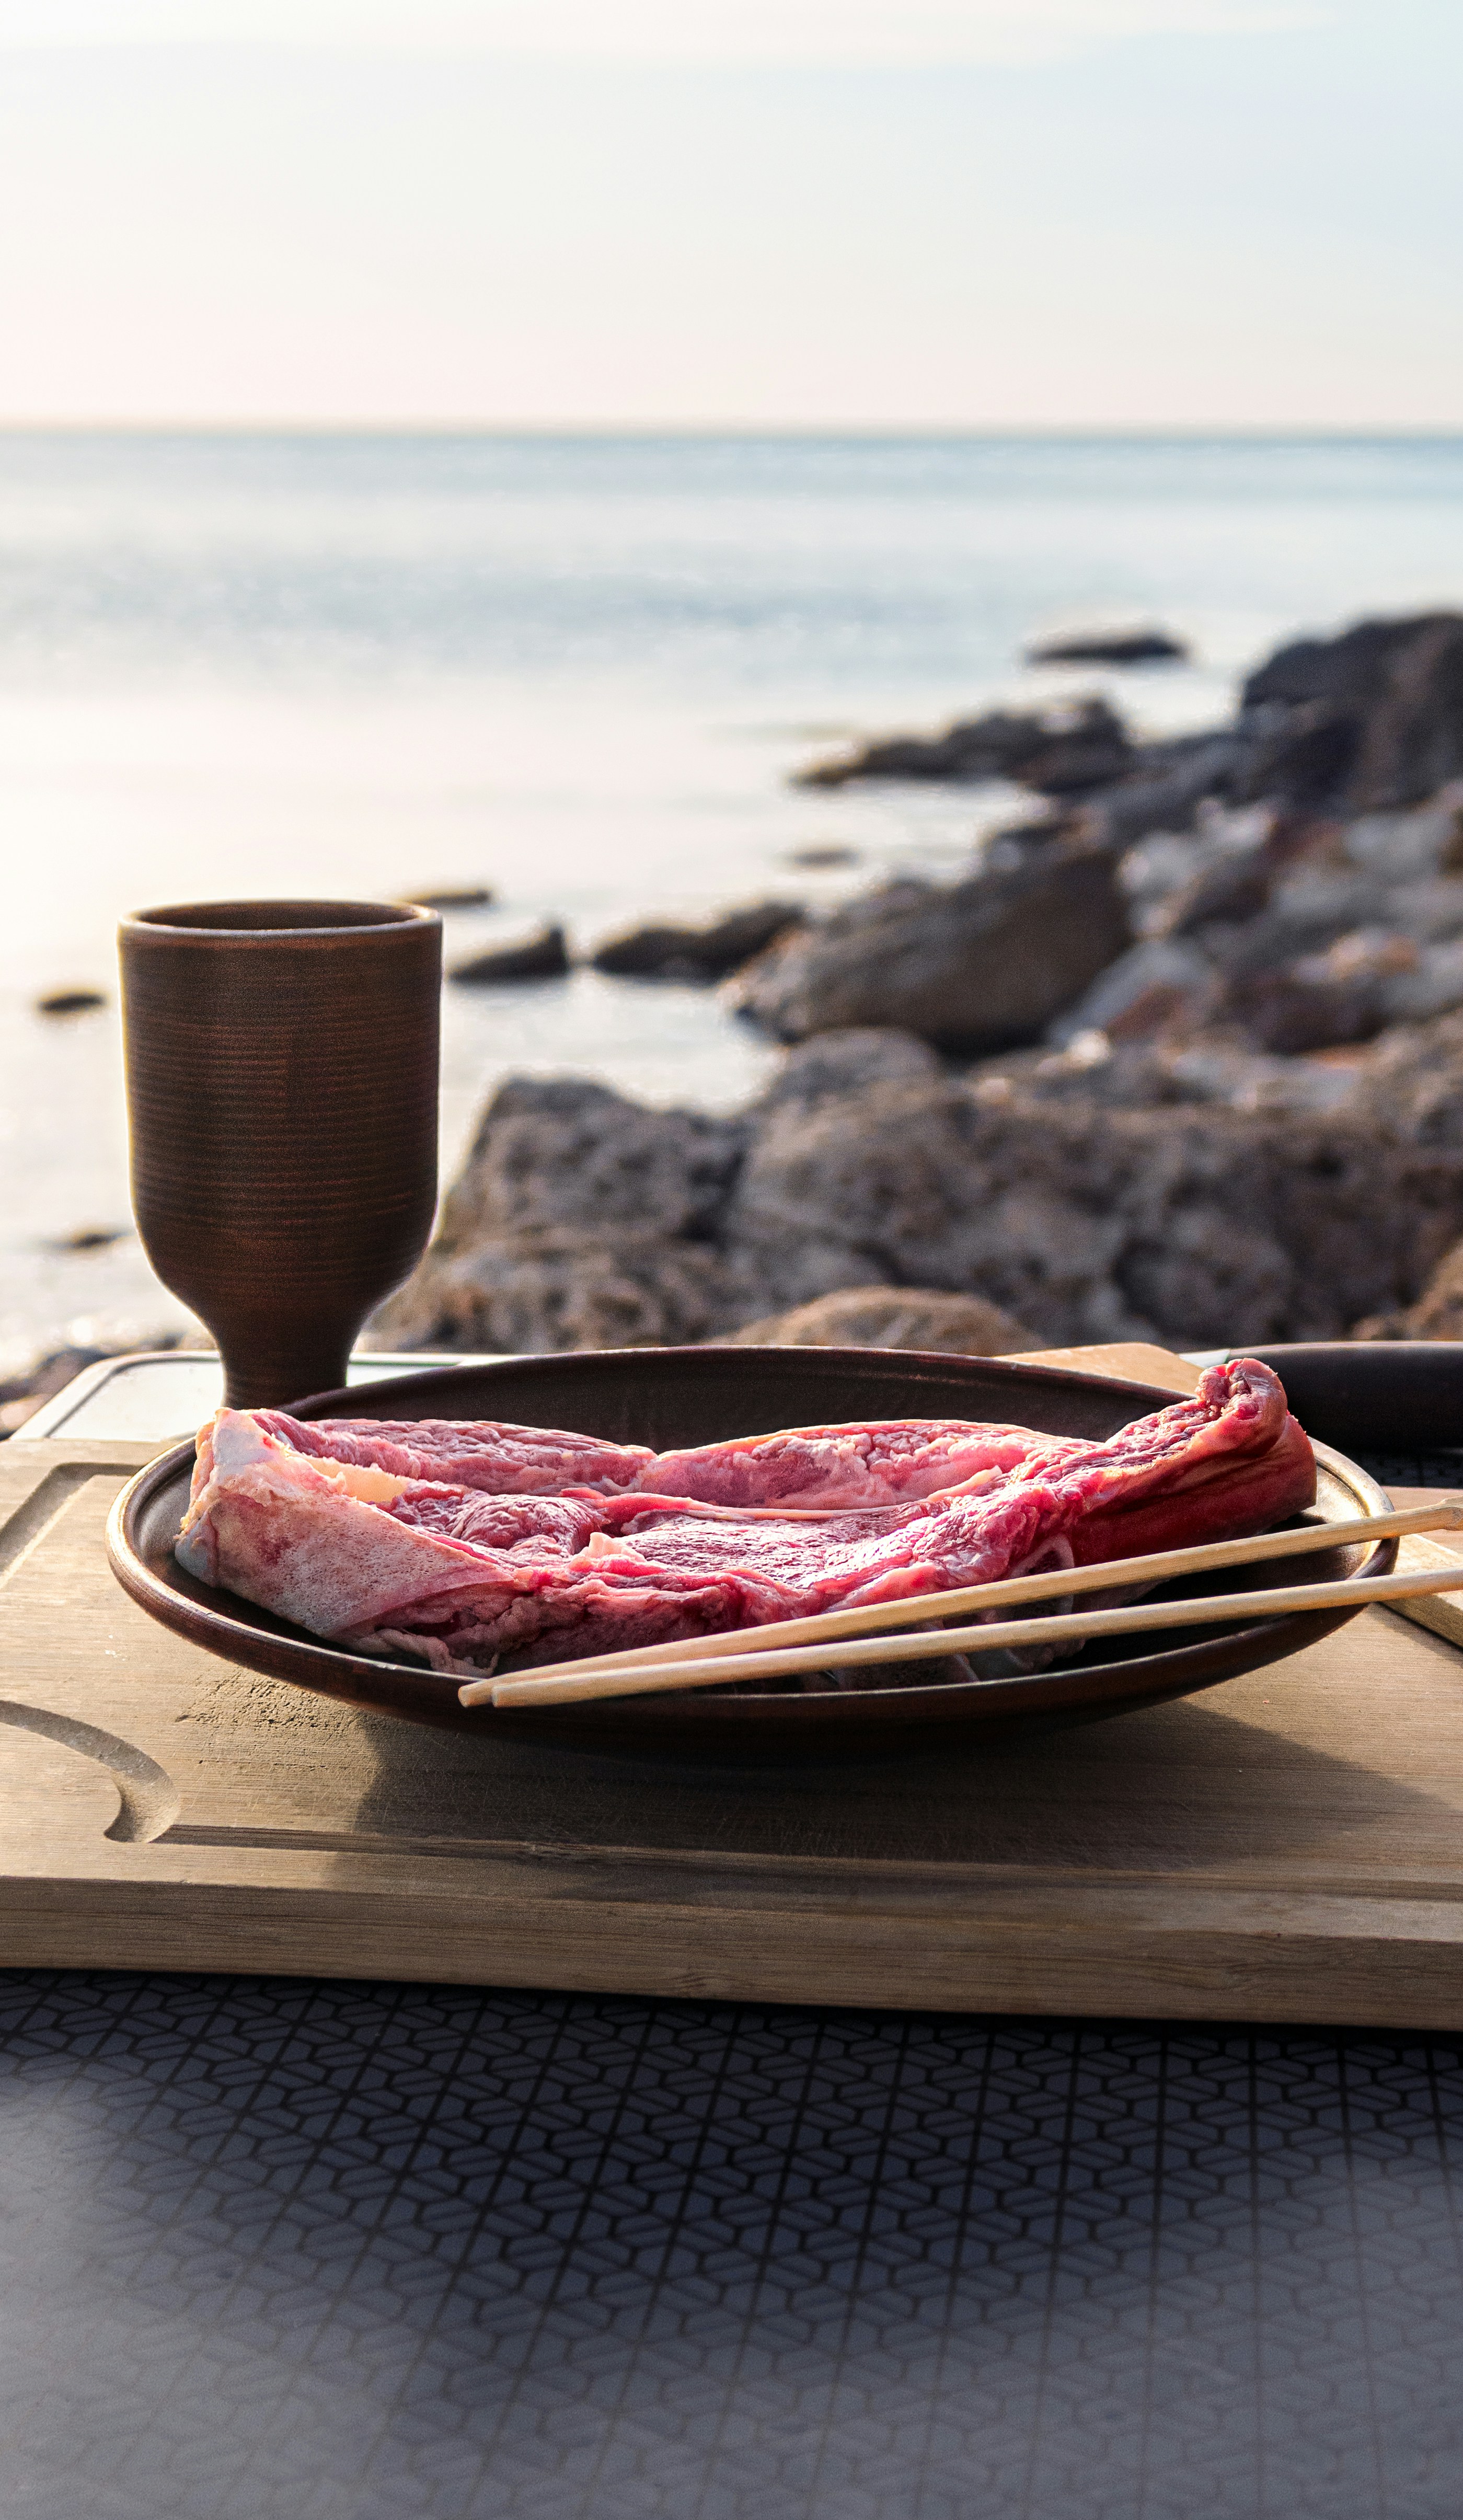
(625, 1420, 1082, 1511)
(194, 1410, 653, 1499)
(176, 1361, 1316, 1678)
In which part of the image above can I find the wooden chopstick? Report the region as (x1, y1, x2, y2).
(456, 1497, 1463, 1709)
(485, 1558, 1463, 1708)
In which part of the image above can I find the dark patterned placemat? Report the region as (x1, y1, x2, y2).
(0, 1974, 1460, 2519)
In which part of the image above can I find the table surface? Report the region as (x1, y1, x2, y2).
(8, 1430, 1463, 2029)
(5, 1348, 1463, 2515)
(1, 1970, 1459, 2520)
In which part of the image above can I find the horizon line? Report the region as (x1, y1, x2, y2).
(3, 419, 1463, 441)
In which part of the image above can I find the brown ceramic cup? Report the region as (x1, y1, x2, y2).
(119, 900, 441, 1410)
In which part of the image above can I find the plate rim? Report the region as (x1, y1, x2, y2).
(104, 1349, 1399, 1731)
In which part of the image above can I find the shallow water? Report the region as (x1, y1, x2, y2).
(4, 430, 1463, 1368)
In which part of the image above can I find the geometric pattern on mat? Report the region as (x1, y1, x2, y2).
(0, 1974, 1460, 2520)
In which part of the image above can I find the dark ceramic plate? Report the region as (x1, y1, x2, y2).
(107, 1347, 1396, 1759)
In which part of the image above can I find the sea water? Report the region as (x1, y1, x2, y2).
(3, 429, 1463, 1367)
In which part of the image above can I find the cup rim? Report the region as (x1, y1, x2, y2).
(120, 899, 440, 941)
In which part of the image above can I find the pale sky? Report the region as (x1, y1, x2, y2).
(0, 0, 1456, 427)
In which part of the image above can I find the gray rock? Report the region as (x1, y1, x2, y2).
(1225, 928, 1424, 1055)
(371, 1076, 754, 1354)
(1343, 789, 1463, 881)
(374, 994, 1463, 1364)
(794, 697, 1132, 795)
(980, 1035, 1367, 1122)
(449, 924, 569, 984)
(591, 900, 804, 981)
(373, 1228, 755, 1356)
(1118, 830, 1217, 926)
(1381, 879, 1463, 945)
(723, 1285, 1039, 1354)
(1087, 732, 1247, 848)
(1202, 883, 1387, 985)
(1380, 939, 1463, 1027)
(1240, 614, 1463, 812)
(1261, 868, 1391, 939)
(589, 925, 708, 981)
(1243, 616, 1431, 714)
(1116, 806, 1339, 945)
(1024, 626, 1188, 667)
(1366, 1232, 1463, 1339)
(724, 1078, 1002, 1318)
(44, 1226, 130, 1253)
(751, 1028, 943, 1114)
(34, 988, 107, 1017)
(430, 1075, 745, 1253)
(728, 1075, 1463, 1348)
(1230, 701, 1362, 810)
(728, 845, 1132, 1052)
(1151, 841, 1275, 938)
(1047, 939, 1218, 1047)
(785, 614, 1463, 843)
(1350, 1006, 1463, 1149)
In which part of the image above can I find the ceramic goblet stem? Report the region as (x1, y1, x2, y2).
(119, 900, 441, 1411)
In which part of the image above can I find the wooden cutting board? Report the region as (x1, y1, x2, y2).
(5, 1347, 1463, 2028)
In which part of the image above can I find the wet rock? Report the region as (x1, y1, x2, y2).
(1025, 626, 1188, 667)
(448, 924, 569, 984)
(1243, 617, 1431, 715)
(591, 901, 804, 982)
(729, 845, 1131, 1052)
(1000, 703, 1135, 796)
(1231, 700, 1362, 810)
(794, 697, 1133, 795)
(790, 614, 1463, 836)
(1241, 613, 1463, 812)
(590, 926, 710, 981)
(723, 1286, 1039, 1354)
(34, 988, 107, 1017)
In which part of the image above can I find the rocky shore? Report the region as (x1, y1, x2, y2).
(376, 611, 1463, 1361)
(371, 1011, 1463, 1357)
